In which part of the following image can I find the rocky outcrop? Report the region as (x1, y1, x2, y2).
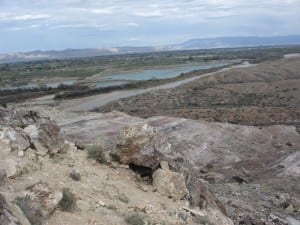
(111, 123, 234, 225)
(0, 108, 66, 157)
(56, 110, 300, 224)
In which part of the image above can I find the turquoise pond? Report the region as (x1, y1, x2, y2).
(103, 61, 234, 81)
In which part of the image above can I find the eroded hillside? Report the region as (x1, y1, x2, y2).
(1, 106, 299, 225)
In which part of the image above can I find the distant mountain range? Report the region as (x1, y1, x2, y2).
(174, 35, 300, 50)
(1, 35, 300, 63)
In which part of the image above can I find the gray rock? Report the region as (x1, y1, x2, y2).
(0, 194, 22, 225)
(69, 170, 81, 181)
(75, 142, 85, 150)
(24, 122, 64, 156)
(0, 169, 7, 185)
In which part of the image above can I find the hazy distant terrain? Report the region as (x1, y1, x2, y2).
(4, 46, 300, 105)
(1, 35, 300, 63)
(175, 35, 300, 50)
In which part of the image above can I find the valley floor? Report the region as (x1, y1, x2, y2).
(98, 58, 300, 126)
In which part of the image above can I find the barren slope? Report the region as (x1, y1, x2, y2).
(32, 107, 300, 224)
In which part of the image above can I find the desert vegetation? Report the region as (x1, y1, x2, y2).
(87, 144, 107, 163)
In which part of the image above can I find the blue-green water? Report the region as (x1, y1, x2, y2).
(103, 62, 232, 81)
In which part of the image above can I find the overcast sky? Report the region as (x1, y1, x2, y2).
(0, 0, 299, 53)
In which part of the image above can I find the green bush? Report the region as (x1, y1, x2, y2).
(87, 145, 107, 163)
(125, 213, 146, 225)
(58, 188, 76, 212)
(194, 215, 216, 225)
(106, 204, 117, 211)
(117, 193, 130, 204)
(15, 196, 43, 225)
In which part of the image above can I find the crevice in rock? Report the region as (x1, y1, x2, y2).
(129, 163, 153, 177)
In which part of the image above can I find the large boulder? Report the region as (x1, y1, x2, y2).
(111, 124, 170, 169)
(152, 169, 189, 200)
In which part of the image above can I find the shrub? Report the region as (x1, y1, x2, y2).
(106, 204, 117, 210)
(58, 188, 76, 212)
(15, 196, 43, 225)
(87, 144, 107, 163)
(117, 193, 130, 204)
(194, 215, 216, 225)
(125, 213, 146, 225)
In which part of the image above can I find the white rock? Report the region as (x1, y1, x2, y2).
(18, 150, 25, 157)
(23, 124, 39, 138)
(63, 140, 77, 152)
(160, 161, 169, 170)
(0, 159, 22, 178)
(3, 127, 30, 152)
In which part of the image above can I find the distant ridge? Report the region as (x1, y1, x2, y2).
(1, 35, 300, 63)
(174, 35, 300, 50)
(0, 46, 166, 63)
